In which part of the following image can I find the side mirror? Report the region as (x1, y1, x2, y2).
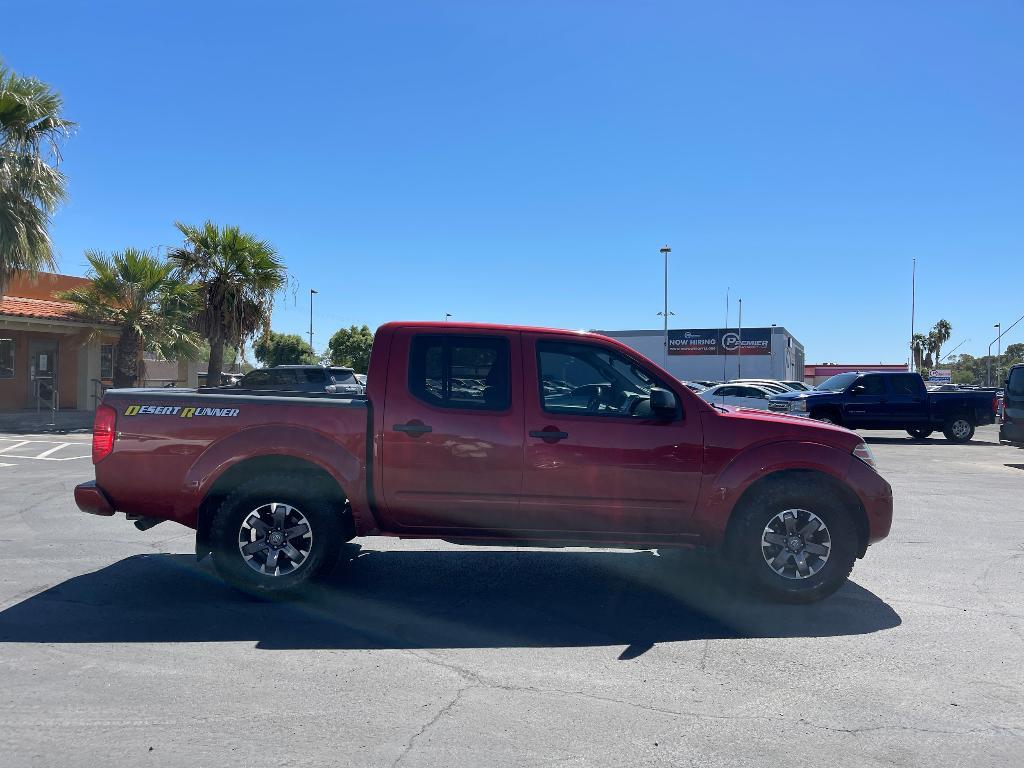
(850, 385, 866, 396)
(650, 387, 677, 413)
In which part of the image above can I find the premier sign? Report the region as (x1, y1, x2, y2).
(668, 328, 772, 356)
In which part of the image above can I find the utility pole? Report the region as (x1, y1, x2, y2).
(660, 245, 671, 367)
(309, 288, 317, 350)
(910, 259, 916, 372)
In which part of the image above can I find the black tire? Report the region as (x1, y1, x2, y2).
(942, 416, 975, 443)
(907, 428, 933, 440)
(728, 479, 858, 604)
(210, 473, 347, 597)
(810, 410, 840, 426)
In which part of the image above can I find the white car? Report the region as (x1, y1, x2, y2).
(726, 379, 793, 394)
(699, 383, 777, 410)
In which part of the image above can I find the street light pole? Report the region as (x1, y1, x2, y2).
(910, 259, 916, 372)
(309, 289, 318, 350)
(660, 245, 671, 367)
(737, 298, 743, 379)
(996, 323, 1002, 387)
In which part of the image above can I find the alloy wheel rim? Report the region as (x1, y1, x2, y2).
(952, 420, 970, 439)
(761, 508, 831, 580)
(237, 502, 313, 576)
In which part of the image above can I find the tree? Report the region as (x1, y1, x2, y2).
(59, 249, 201, 387)
(910, 333, 927, 372)
(0, 62, 75, 290)
(168, 221, 286, 387)
(327, 324, 374, 372)
(929, 319, 952, 365)
(254, 332, 316, 367)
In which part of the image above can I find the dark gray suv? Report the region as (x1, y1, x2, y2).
(237, 365, 365, 395)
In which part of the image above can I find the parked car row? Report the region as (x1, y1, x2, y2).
(690, 372, 1003, 444)
(205, 365, 367, 396)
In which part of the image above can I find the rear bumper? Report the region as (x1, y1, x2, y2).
(74, 481, 116, 516)
(1001, 424, 1024, 443)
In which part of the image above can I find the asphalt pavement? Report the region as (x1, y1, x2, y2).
(0, 427, 1021, 767)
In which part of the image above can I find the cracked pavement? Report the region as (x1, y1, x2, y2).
(0, 427, 1022, 766)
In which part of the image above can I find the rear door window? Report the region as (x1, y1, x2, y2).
(408, 335, 510, 411)
(889, 375, 920, 395)
(302, 368, 328, 385)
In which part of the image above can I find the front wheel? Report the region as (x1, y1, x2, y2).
(907, 428, 933, 440)
(728, 481, 858, 603)
(210, 473, 346, 596)
(942, 417, 975, 443)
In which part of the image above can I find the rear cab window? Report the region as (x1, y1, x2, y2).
(408, 335, 510, 411)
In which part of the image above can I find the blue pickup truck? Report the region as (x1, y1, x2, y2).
(768, 371, 998, 442)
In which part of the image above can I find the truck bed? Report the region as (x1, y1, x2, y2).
(95, 388, 371, 529)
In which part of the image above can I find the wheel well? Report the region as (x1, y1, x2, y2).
(809, 406, 841, 422)
(195, 455, 353, 558)
(724, 469, 869, 558)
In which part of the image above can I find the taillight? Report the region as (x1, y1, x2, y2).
(92, 404, 116, 464)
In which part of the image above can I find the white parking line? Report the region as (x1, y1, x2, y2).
(33, 442, 73, 459)
(0, 438, 90, 461)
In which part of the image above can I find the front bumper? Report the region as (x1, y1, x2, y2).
(845, 457, 894, 547)
(74, 481, 116, 516)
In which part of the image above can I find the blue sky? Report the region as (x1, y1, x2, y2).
(5, 1, 1022, 363)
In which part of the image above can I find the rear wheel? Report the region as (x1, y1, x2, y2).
(210, 473, 346, 596)
(906, 428, 933, 440)
(942, 417, 975, 443)
(728, 480, 858, 603)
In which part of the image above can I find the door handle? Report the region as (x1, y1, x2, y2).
(393, 422, 432, 435)
(529, 429, 569, 441)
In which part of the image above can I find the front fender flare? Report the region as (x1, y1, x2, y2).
(692, 440, 855, 547)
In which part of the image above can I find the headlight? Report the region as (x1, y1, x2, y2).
(789, 399, 807, 412)
(852, 441, 878, 470)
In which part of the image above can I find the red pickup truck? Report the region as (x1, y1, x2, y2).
(75, 322, 892, 603)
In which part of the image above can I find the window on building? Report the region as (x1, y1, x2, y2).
(100, 344, 115, 380)
(408, 335, 510, 411)
(0, 338, 13, 379)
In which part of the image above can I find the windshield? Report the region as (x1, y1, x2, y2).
(814, 372, 859, 392)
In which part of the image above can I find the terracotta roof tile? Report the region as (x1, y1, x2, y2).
(0, 295, 84, 321)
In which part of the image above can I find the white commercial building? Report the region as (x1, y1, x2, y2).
(596, 326, 805, 383)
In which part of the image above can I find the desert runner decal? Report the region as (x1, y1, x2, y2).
(122, 405, 240, 418)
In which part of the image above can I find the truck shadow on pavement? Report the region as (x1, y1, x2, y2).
(863, 436, 998, 446)
(0, 548, 900, 658)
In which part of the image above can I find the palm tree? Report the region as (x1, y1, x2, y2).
(0, 63, 75, 290)
(59, 249, 202, 388)
(910, 333, 927, 372)
(168, 221, 286, 386)
(930, 319, 952, 365)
